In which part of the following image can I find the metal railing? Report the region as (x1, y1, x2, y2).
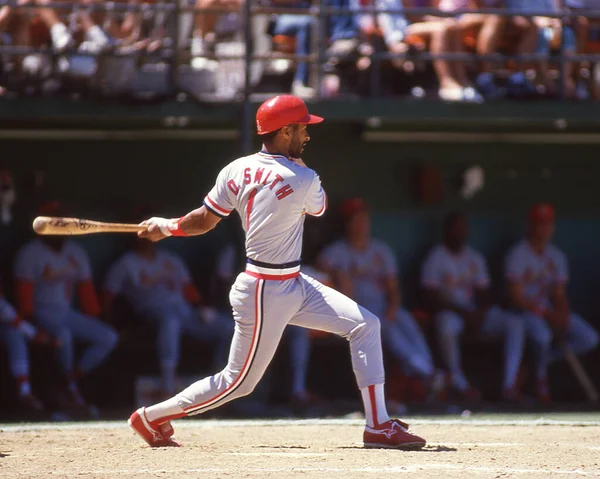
(1, 2, 600, 150)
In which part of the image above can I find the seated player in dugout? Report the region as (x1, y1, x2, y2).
(0, 284, 59, 413)
(14, 201, 119, 414)
(421, 212, 526, 402)
(505, 203, 599, 404)
(319, 198, 444, 407)
(103, 207, 233, 399)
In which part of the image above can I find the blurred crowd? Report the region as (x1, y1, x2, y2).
(1, 195, 598, 420)
(1, 0, 600, 100)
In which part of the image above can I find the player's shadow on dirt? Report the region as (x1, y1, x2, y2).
(421, 445, 457, 452)
(0, 452, 10, 458)
(337, 446, 457, 452)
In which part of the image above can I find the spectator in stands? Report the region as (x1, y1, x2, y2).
(505, 204, 599, 403)
(270, 0, 360, 97)
(421, 212, 525, 401)
(14, 201, 118, 412)
(319, 198, 443, 404)
(569, 0, 600, 99)
(403, 0, 484, 101)
(352, 0, 411, 70)
(0, 0, 113, 80)
(270, 0, 316, 97)
(526, 0, 579, 97)
(484, 0, 550, 98)
(190, 0, 244, 69)
(0, 292, 56, 412)
(104, 213, 233, 397)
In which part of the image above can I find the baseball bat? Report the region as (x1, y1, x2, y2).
(559, 342, 599, 403)
(33, 216, 146, 236)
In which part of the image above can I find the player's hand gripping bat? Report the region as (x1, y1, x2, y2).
(32, 216, 146, 235)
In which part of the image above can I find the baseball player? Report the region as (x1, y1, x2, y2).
(319, 198, 443, 402)
(421, 212, 526, 400)
(104, 235, 233, 396)
(0, 293, 55, 412)
(505, 203, 599, 403)
(128, 95, 426, 450)
(14, 202, 119, 409)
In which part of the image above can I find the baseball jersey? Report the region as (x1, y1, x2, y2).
(203, 151, 327, 266)
(504, 239, 568, 308)
(421, 244, 490, 310)
(14, 239, 92, 315)
(105, 250, 192, 313)
(319, 239, 397, 318)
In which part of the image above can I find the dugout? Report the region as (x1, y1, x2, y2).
(0, 101, 599, 417)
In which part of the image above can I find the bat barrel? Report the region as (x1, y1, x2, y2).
(32, 216, 146, 235)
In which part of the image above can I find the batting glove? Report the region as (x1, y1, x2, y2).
(143, 217, 179, 237)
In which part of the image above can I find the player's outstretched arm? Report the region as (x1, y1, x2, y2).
(138, 206, 222, 242)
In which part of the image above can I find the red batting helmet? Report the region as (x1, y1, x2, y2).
(256, 95, 324, 135)
(529, 203, 555, 223)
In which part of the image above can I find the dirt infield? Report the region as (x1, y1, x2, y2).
(1, 419, 599, 478)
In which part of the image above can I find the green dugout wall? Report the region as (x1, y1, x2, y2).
(1, 126, 598, 320)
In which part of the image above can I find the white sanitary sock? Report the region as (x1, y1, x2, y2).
(360, 384, 390, 428)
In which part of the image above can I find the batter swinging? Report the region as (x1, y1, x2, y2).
(128, 95, 426, 450)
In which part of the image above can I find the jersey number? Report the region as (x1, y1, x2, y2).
(245, 188, 258, 230)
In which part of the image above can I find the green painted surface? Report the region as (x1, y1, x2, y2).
(1, 128, 598, 319)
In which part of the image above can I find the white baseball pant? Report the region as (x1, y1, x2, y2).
(147, 270, 385, 422)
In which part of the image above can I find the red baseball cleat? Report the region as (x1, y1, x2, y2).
(128, 407, 181, 447)
(363, 419, 426, 450)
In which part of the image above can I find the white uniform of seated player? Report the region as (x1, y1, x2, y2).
(319, 198, 443, 403)
(504, 203, 599, 404)
(421, 212, 526, 401)
(104, 236, 233, 396)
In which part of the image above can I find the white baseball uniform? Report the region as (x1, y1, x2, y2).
(104, 249, 232, 376)
(14, 239, 118, 375)
(505, 240, 598, 379)
(0, 298, 31, 379)
(145, 151, 385, 424)
(320, 238, 435, 379)
(422, 244, 525, 391)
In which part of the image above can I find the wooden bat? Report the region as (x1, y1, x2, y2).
(33, 216, 146, 236)
(559, 342, 599, 403)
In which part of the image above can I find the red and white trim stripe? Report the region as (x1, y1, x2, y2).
(245, 270, 299, 281)
(307, 201, 327, 217)
(183, 279, 264, 414)
(205, 196, 232, 216)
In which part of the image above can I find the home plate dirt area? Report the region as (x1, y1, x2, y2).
(1, 417, 599, 478)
